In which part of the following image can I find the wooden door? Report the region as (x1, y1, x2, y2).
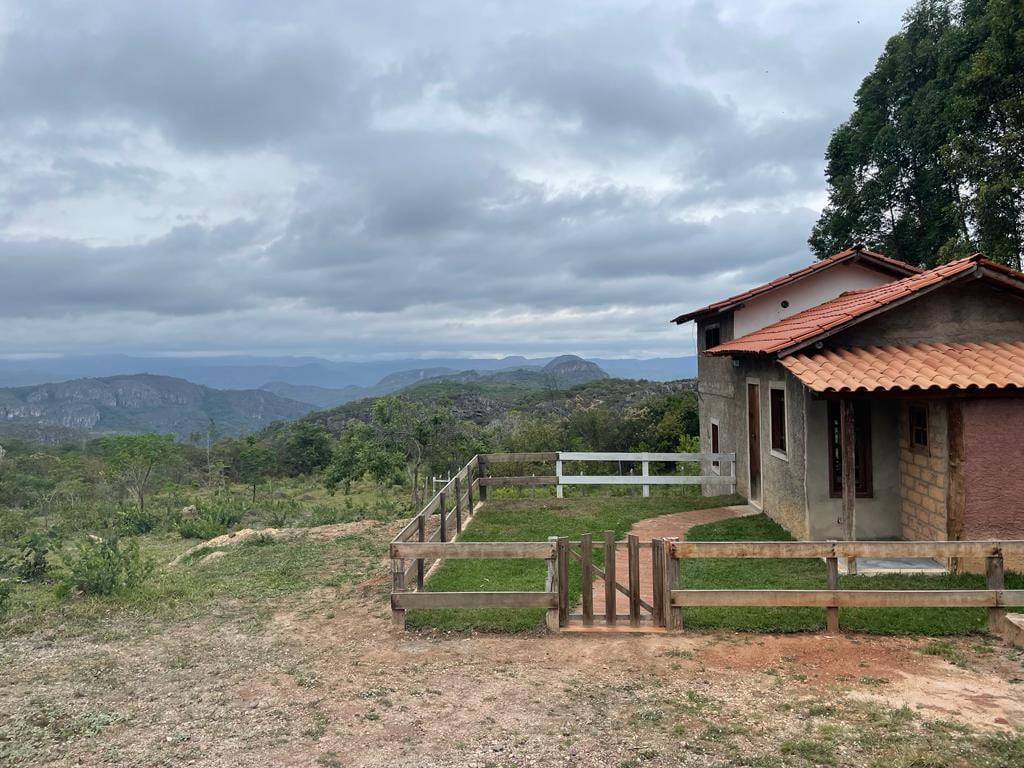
(747, 383, 761, 504)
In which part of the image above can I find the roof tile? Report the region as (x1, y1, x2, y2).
(781, 341, 1024, 394)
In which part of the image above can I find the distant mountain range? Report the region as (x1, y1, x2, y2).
(0, 353, 695, 390)
(0, 374, 311, 441)
(0, 354, 692, 442)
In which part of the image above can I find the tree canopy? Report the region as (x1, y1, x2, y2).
(811, 0, 1023, 269)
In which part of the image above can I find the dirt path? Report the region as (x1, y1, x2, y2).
(591, 504, 756, 617)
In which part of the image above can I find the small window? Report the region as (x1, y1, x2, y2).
(703, 324, 721, 351)
(828, 401, 873, 498)
(909, 404, 928, 449)
(769, 386, 786, 456)
(711, 421, 720, 473)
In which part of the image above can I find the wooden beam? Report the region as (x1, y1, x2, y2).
(392, 591, 558, 609)
(987, 554, 1007, 633)
(392, 541, 555, 559)
(825, 556, 839, 633)
(454, 476, 463, 534)
(581, 534, 594, 626)
(478, 476, 558, 487)
(604, 530, 616, 626)
(664, 538, 682, 630)
(556, 475, 736, 486)
(545, 537, 560, 632)
(557, 537, 569, 627)
(628, 534, 641, 626)
(669, 540, 1024, 559)
(671, 589, 1024, 608)
(558, 451, 736, 462)
(840, 398, 857, 575)
(481, 452, 559, 463)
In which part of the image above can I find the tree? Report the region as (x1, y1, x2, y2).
(98, 434, 180, 515)
(281, 421, 332, 475)
(238, 437, 275, 503)
(810, 0, 1023, 269)
(323, 422, 373, 495)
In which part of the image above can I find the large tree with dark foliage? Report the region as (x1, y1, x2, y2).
(810, 0, 1023, 269)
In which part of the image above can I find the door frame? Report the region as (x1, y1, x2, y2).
(746, 379, 762, 509)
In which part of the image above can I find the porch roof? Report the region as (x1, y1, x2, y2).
(780, 341, 1024, 394)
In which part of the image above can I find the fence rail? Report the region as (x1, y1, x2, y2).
(389, 452, 1024, 641)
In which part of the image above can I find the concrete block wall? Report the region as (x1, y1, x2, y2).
(898, 401, 949, 541)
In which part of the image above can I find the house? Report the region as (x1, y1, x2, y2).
(672, 245, 1024, 568)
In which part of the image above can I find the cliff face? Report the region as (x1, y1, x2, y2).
(0, 374, 312, 438)
(541, 355, 609, 387)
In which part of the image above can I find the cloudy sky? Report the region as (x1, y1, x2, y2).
(0, 0, 909, 360)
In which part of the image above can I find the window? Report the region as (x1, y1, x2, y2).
(909, 404, 929, 449)
(769, 386, 787, 457)
(828, 401, 873, 497)
(710, 420, 720, 473)
(703, 324, 721, 351)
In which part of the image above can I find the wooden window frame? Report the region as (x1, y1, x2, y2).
(828, 400, 873, 498)
(908, 403, 929, 452)
(710, 419, 720, 474)
(769, 383, 788, 460)
(703, 323, 721, 352)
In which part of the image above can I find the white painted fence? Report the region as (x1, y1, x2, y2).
(555, 451, 736, 498)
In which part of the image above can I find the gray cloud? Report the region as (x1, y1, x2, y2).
(0, 0, 909, 358)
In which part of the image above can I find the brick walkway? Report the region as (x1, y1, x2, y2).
(590, 505, 756, 617)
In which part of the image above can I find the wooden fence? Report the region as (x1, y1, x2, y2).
(389, 452, 1024, 638)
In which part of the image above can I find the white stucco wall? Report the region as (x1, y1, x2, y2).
(733, 263, 896, 337)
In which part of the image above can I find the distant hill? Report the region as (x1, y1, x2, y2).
(260, 367, 459, 409)
(0, 374, 313, 440)
(0, 354, 695, 389)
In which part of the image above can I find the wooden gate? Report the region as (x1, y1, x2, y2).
(548, 532, 679, 629)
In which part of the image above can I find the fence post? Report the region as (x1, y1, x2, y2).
(825, 552, 839, 633)
(454, 476, 463, 534)
(466, 462, 475, 511)
(604, 530, 617, 625)
(642, 460, 650, 498)
(478, 456, 488, 501)
(664, 537, 681, 630)
(651, 539, 664, 626)
(987, 551, 1006, 634)
(545, 537, 560, 632)
(391, 557, 406, 629)
(439, 491, 447, 543)
(556, 458, 563, 499)
(416, 513, 426, 591)
(557, 536, 569, 627)
(628, 534, 641, 626)
(581, 533, 594, 626)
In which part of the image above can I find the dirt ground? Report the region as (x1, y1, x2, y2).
(4, 570, 1024, 768)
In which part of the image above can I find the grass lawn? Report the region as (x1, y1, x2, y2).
(408, 494, 1023, 635)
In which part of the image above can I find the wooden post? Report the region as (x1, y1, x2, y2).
(987, 552, 1006, 635)
(651, 539, 665, 626)
(454, 476, 463, 534)
(665, 537, 681, 630)
(416, 513, 426, 591)
(478, 456, 488, 501)
(839, 399, 857, 575)
(438, 490, 447, 542)
(391, 557, 406, 628)
(555, 458, 563, 499)
(545, 537, 560, 632)
(466, 463, 475, 511)
(581, 533, 594, 626)
(628, 534, 641, 626)
(825, 554, 839, 633)
(604, 530, 616, 625)
(642, 460, 650, 498)
(557, 536, 569, 627)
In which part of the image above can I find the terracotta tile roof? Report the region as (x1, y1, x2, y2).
(780, 341, 1024, 394)
(671, 246, 921, 324)
(706, 254, 1005, 356)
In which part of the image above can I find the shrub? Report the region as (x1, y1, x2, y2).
(5, 532, 49, 581)
(118, 504, 160, 535)
(0, 580, 11, 618)
(57, 537, 154, 597)
(266, 499, 298, 528)
(176, 499, 245, 540)
(0, 509, 32, 546)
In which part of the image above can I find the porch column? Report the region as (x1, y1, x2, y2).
(839, 399, 857, 575)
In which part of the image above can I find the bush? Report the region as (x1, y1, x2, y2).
(118, 504, 160, 535)
(0, 580, 11, 618)
(57, 537, 154, 597)
(5, 532, 49, 581)
(176, 499, 245, 540)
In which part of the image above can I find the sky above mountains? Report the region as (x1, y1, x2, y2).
(0, 0, 907, 360)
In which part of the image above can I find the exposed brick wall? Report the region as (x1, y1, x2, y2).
(898, 401, 948, 541)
